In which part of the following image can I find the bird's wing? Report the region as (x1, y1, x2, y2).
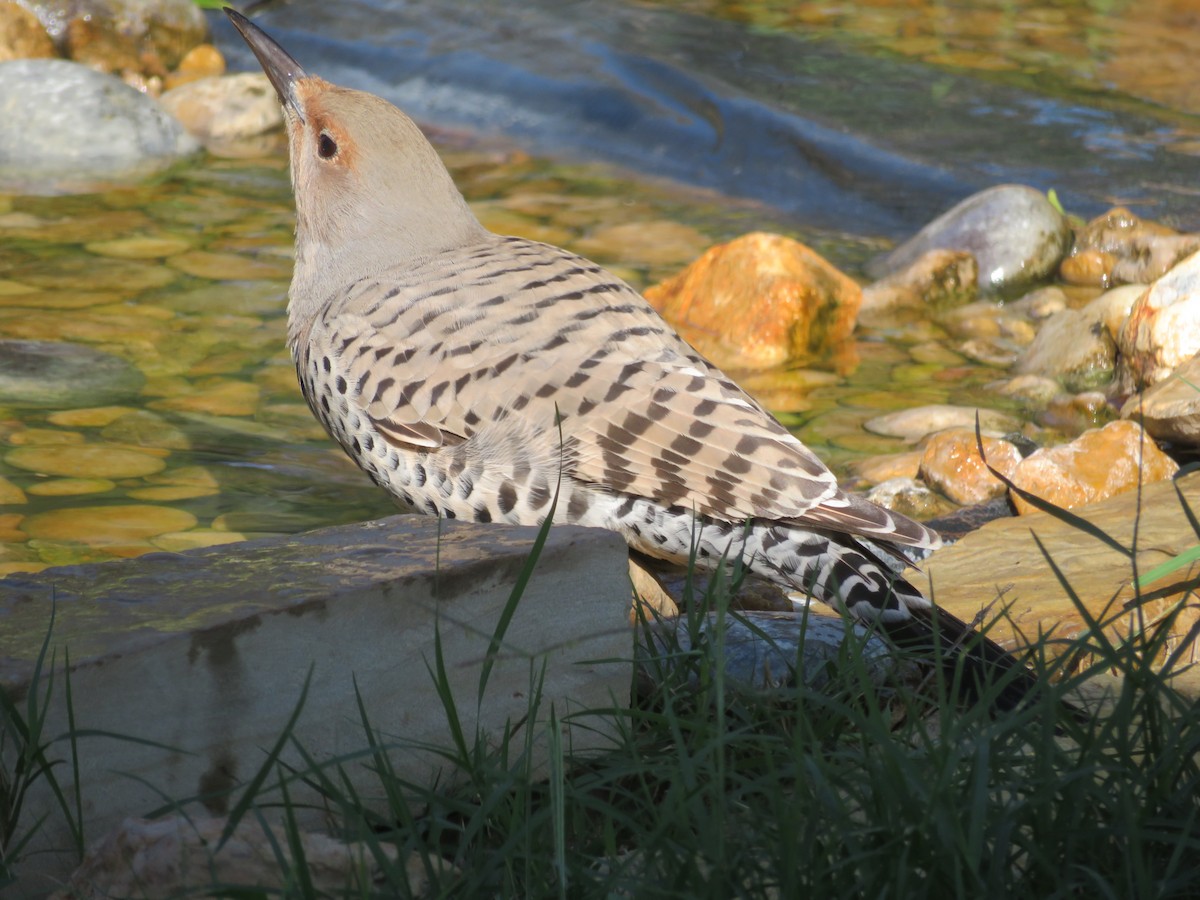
(317, 236, 934, 545)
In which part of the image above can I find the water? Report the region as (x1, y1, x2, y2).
(1, 0, 1195, 573)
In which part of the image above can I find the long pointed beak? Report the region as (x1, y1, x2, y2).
(224, 8, 308, 124)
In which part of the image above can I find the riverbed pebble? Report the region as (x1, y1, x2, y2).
(1121, 353, 1200, 447)
(860, 248, 977, 313)
(21, 503, 198, 555)
(5, 444, 166, 479)
(645, 232, 861, 371)
(1008, 420, 1177, 515)
(867, 184, 1072, 296)
(863, 404, 1018, 442)
(1118, 249, 1200, 389)
(918, 428, 1022, 506)
(1059, 207, 1200, 288)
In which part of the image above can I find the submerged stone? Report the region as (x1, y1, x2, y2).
(0, 340, 144, 409)
(868, 184, 1071, 297)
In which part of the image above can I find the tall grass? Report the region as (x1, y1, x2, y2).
(4, 498, 1200, 897)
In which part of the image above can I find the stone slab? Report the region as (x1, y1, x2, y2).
(0, 517, 631, 896)
(906, 470, 1200, 695)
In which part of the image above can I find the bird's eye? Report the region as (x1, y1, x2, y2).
(317, 132, 338, 159)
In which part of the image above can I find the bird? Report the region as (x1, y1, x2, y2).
(225, 8, 1038, 708)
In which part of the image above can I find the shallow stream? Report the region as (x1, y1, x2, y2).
(0, 0, 1197, 573)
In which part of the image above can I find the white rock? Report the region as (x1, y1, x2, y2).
(0, 58, 200, 193)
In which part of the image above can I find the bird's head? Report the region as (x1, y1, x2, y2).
(225, 9, 484, 312)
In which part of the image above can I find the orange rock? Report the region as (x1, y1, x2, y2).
(0, 2, 55, 62)
(164, 43, 227, 91)
(1008, 420, 1177, 515)
(1060, 206, 1199, 288)
(918, 428, 1022, 506)
(643, 232, 862, 372)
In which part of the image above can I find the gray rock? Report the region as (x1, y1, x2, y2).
(640, 610, 897, 693)
(0, 340, 144, 408)
(1122, 353, 1200, 447)
(0, 58, 200, 194)
(868, 184, 1071, 296)
(863, 404, 1018, 441)
(1016, 284, 1143, 391)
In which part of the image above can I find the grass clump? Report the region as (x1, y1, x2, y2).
(4, 503, 1200, 897)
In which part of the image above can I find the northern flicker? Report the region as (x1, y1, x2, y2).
(227, 9, 1037, 706)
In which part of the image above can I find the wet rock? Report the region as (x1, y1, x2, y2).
(0, 475, 27, 505)
(644, 232, 862, 371)
(85, 236, 193, 259)
(21, 503, 196, 556)
(0, 59, 200, 193)
(640, 610, 897, 694)
(167, 249, 292, 281)
(1036, 390, 1115, 433)
(1008, 420, 1177, 515)
(994, 373, 1061, 407)
(160, 73, 285, 154)
(918, 428, 1022, 506)
(863, 404, 1018, 442)
(1006, 285, 1070, 321)
(40, 0, 207, 79)
(163, 41, 225, 90)
(910, 471, 1200, 675)
(867, 184, 1071, 296)
(0, 2, 55, 61)
(150, 380, 260, 417)
(6, 444, 166, 479)
(1122, 353, 1200, 447)
(1060, 206, 1200, 288)
(575, 219, 709, 270)
(26, 477, 116, 496)
(1118, 249, 1200, 390)
(0, 340, 144, 408)
(1015, 285, 1143, 391)
(865, 477, 955, 521)
(846, 449, 924, 486)
(860, 248, 977, 313)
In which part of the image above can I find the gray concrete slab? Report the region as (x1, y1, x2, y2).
(0, 516, 631, 896)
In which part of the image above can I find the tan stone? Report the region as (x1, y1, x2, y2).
(574, 220, 709, 269)
(5, 445, 166, 479)
(22, 504, 198, 549)
(1060, 206, 1200, 288)
(1118, 249, 1200, 389)
(150, 529, 246, 552)
(160, 73, 285, 147)
(163, 42, 226, 89)
(644, 232, 862, 371)
(150, 380, 260, 417)
(85, 236, 193, 259)
(860, 248, 977, 312)
(847, 450, 924, 486)
(47, 406, 137, 428)
(0, 2, 55, 62)
(1008, 421, 1178, 515)
(167, 250, 293, 281)
(7, 428, 85, 446)
(0, 475, 27, 505)
(1122, 352, 1200, 446)
(907, 470, 1200, 686)
(919, 429, 1022, 506)
(26, 478, 116, 497)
